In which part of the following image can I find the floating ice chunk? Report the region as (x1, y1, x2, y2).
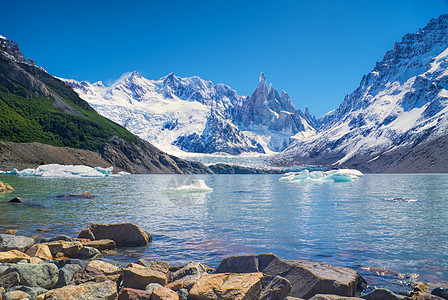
(117, 171, 131, 176)
(1, 164, 120, 178)
(165, 179, 213, 194)
(384, 197, 419, 203)
(279, 168, 363, 183)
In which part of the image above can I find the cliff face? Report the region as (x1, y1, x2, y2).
(0, 36, 211, 174)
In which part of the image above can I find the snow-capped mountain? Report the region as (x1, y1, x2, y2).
(281, 14, 448, 172)
(0, 35, 45, 72)
(62, 72, 316, 155)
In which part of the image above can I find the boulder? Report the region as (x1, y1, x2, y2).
(40, 235, 76, 243)
(55, 264, 82, 288)
(169, 261, 209, 289)
(432, 288, 448, 299)
(44, 280, 117, 300)
(52, 258, 89, 269)
(6, 263, 58, 289)
(78, 223, 151, 247)
(0, 234, 35, 252)
(118, 288, 152, 300)
(260, 275, 291, 300)
(30, 257, 44, 264)
(122, 263, 169, 289)
(177, 288, 188, 300)
(361, 288, 409, 299)
(0, 181, 14, 193)
(0, 271, 19, 289)
(75, 246, 101, 260)
(146, 283, 163, 293)
(44, 241, 83, 258)
(70, 260, 121, 285)
(6, 286, 47, 300)
(215, 254, 363, 299)
(152, 287, 179, 300)
(413, 292, 445, 300)
(56, 192, 95, 199)
(189, 272, 264, 300)
(26, 244, 52, 261)
(82, 239, 116, 251)
(2, 290, 31, 300)
(165, 280, 184, 291)
(0, 250, 30, 263)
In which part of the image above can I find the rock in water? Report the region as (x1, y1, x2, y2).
(0, 234, 35, 252)
(78, 223, 151, 247)
(6, 263, 58, 289)
(215, 253, 363, 299)
(44, 280, 117, 299)
(0, 181, 14, 193)
(189, 272, 264, 300)
(56, 192, 95, 199)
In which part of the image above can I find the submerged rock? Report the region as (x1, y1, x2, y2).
(56, 192, 95, 199)
(0, 234, 35, 252)
(78, 223, 151, 247)
(189, 272, 264, 300)
(215, 253, 364, 299)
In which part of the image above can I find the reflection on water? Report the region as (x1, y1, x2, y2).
(1, 173, 448, 290)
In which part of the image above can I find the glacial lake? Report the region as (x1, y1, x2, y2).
(1, 173, 448, 291)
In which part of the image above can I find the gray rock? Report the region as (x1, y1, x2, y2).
(0, 271, 19, 289)
(0, 234, 35, 252)
(51, 258, 89, 269)
(361, 288, 410, 300)
(284, 297, 305, 300)
(261, 275, 292, 300)
(310, 295, 364, 300)
(6, 286, 47, 300)
(78, 223, 152, 247)
(215, 253, 364, 299)
(0, 265, 10, 275)
(177, 288, 189, 300)
(40, 235, 76, 243)
(432, 288, 448, 299)
(75, 246, 102, 260)
(55, 263, 82, 288)
(169, 261, 209, 289)
(5, 263, 59, 289)
(145, 283, 163, 293)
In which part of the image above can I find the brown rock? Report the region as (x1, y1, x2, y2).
(87, 260, 120, 274)
(152, 287, 179, 300)
(122, 265, 168, 289)
(83, 239, 116, 251)
(44, 280, 117, 299)
(0, 181, 14, 193)
(0, 271, 20, 289)
(53, 241, 83, 257)
(413, 292, 445, 300)
(215, 254, 363, 299)
(127, 263, 146, 269)
(165, 280, 184, 291)
(189, 272, 264, 300)
(0, 249, 30, 263)
(26, 244, 52, 260)
(0, 229, 18, 235)
(118, 287, 152, 300)
(76, 238, 91, 243)
(78, 223, 151, 247)
(30, 256, 44, 264)
(2, 290, 31, 300)
(36, 295, 45, 300)
(70, 266, 121, 285)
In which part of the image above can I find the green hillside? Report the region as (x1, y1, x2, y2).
(0, 61, 136, 151)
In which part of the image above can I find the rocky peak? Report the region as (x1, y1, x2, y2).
(0, 35, 37, 67)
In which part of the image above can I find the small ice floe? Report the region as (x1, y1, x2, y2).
(1, 164, 117, 178)
(384, 197, 419, 203)
(165, 179, 213, 194)
(279, 169, 363, 183)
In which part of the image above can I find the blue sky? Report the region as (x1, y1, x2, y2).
(1, 0, 447, 117)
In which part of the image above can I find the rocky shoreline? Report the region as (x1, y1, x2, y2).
(0, 222, 446, 300)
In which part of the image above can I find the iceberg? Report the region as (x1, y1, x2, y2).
(0, 164, 117, 178)
(165, 179, 213, 194)
(279, 169, 363, 183)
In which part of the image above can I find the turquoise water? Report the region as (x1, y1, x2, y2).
(1, 174, 448, 291)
